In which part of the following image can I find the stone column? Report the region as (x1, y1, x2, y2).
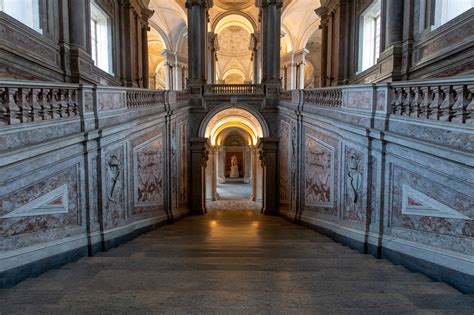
(190, 138, 208, 214)
(315, 7, 328, 87)
(68, 0, 93, 83)
(211, 147, 218, 200)
(174, 64, 183, 90)
(250, 32, 260, 84)
(141, 14, 152, 89)
(258, 138, 279, 215)
(287, 63, 296, 90)
(251, 147, 257, 201)
(258, 0, 282, 86)
(186, 0, 212, 89)
(207, 33, 217, 84)
(385, 0, 404, 48)
(244, 148, 251, 183)
(164, 62, 171, 90)
(298, 62, 305, 89)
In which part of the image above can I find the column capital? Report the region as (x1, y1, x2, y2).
(185, 0, 213, 8)
(315, 6, 329, 23)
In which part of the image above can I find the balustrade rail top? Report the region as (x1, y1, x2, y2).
(0, 79, 88, 89)
(389, 76, 474, 87)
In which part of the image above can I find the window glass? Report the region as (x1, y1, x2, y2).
(0, 0, 42, 33)
(434, 0, 474, 27)
(359, 0, 381, 72)
(90, 2, 113, 74)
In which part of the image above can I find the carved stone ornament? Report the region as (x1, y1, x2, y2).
(107, 154, 121, 201)
(348, 154, 362, 203)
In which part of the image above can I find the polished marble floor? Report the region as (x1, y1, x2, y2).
(1, 210, 473, 314)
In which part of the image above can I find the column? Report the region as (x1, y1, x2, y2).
(258, 0, 282, 86)
(258, 138, 279, 215)
(315, 7, 328, 87)
(190, 138, 208, 214)
(385, 0, 404, 48)
(68, 0, 93, 83)
(174, 64, 183, 90)
(298, 62, 305, 89)
(207, 33, 217, 84)
(186, 0, 212, 88)
(287, 63, 296, 90)
(251, 147, 257, 201)
(244, 148, 251, 183)
(141, 14, 152, 89)
(164, 62, 171, 90)
(250, 32, 260, 84)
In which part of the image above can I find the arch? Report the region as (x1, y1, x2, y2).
(299, 19, 321, 50)
(149, 22, 171, 50)
(280, 24, 294, 53)
(199, 105, 270, 146)
(213, 12, 256, 35)
(222, 68, 247, 80)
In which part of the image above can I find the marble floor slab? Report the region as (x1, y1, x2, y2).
(1, 210, 473, 314)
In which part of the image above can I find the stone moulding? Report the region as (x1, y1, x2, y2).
(0, 184, 68, 219)
(401, 185, 472, 220)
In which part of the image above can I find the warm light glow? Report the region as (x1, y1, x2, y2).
(204, 108, 265, 146)
(210, 220, 218, 227)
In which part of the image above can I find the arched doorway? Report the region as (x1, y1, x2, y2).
(190, 105, 277, 214)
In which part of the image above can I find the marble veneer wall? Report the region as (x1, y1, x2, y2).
(0, 81, 190, 287)
(278, 78, 474, 293)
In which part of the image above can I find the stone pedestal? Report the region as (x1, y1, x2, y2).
(230, 165, 239, 178)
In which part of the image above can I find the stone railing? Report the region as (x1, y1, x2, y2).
(204, 84, 264, 95)
(126, 88, 165, 109)
(303, 87, 343, 108)
(391, 78, 473, 124)
(0, 81, 82, 126)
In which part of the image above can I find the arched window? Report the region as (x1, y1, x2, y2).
(0, 0, 42, 33)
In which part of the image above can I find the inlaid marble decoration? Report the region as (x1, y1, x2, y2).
(304, 135, 334, 208)
(344, 90, 371, 109)
(343, 147, 366, 223)
(104, 147, 126, 227)
(0, 165, 80, 238)
(178, 122, 188, 204)
(391, 165, 474, 238)
(133, 136, 163, 207)
(98, 92, 123, 111)
(279, 121, 290, 203)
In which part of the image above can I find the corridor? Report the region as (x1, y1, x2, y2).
(1, 211, 473, 314)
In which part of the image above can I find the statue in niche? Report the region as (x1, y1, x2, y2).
(230, 155, 240, 178)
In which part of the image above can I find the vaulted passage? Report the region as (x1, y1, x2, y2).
(1, 210, 472, 313)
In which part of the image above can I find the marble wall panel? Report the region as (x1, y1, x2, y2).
(98, 92, 124, 111)
(279, 121, 290, 204)
(0, 165, 81, 251)
(103, 145, 127, 227)
(390, 164, 474, 238)
(130, 128, 163, 216)
(303, 128, 338, 216)
(344, 90, 372, 110)
(178, 121, 188, 206)
(342, 147, 367, 223)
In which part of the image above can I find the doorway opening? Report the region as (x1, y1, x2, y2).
(202, 107, 267, 211)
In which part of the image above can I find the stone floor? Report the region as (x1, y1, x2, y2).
(216, 182, 252, 199)
(1, 210, 473, 314)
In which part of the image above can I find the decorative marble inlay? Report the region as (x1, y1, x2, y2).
(343, 148, 366, 223)
(1, 185, 68, 219)
(279, 121, 290, 203)
(345, 90, 371, 109)
(402, 185, 472, 220)
(133, 136, 164, 206)
(304, 135, 334, 207)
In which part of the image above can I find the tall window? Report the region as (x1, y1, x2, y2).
(90, 2, 113, 74)
(358, 0, 381, 72)
(433, 0, 474, 28)
(0, 0, 42, 33)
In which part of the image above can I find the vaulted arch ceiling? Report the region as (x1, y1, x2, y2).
(148, 0, 187, 52)
(281, 0, 321, 51)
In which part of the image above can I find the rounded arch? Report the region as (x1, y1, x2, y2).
(212, 12, 257, 34)
(300, 19, 321, 50)
(199, 105, 270, 146)
(149, 22, 171, 50)
(222, 68, 247, 80)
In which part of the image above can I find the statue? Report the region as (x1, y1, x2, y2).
(230, 155, 239, 178)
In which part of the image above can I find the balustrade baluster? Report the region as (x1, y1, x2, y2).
(451, 85, 468, 124)
(0, 87, 20, 125)
(439, 85, 455, 122)
(29, 88, 42, 121)
(429, 86, 443, 120)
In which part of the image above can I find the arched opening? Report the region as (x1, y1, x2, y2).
(201, 107, 268, 210)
